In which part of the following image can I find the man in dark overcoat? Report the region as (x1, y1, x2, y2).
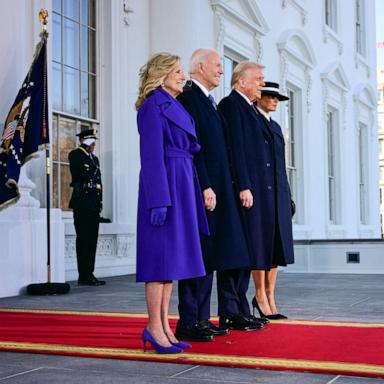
(176, 49, 264, 342)
(218, 66, 295, 319)
(68, 128, 105, 286)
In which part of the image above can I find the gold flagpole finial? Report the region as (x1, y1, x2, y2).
(39, 9, 49, 31)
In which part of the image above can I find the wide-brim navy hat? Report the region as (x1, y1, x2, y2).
(261, 82, 289, 101)
(76, 128, 98, 140)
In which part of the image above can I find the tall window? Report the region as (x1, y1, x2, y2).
(327, 110, 338, 223)
(52, 0, 97, 211)
(285, 88, 299, 222)
(358, 123, 369, 224)
(325, 0, 337, 31)
(223, 56, 237, 96)
(355, 0, 366, 56)
(223, 49, 246, 96)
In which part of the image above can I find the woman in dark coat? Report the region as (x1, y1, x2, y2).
(251, 82, 295, 319)
(135, 53, 208, 353)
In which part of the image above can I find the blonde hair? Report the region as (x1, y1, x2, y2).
(135, 52, 180, 110)
(231, 61, 264, 88)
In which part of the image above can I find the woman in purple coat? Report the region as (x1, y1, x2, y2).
(135, 53, 208, 354)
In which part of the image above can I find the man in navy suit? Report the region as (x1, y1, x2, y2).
(218, 66, 295, 321)
(176, 49, 264, 342)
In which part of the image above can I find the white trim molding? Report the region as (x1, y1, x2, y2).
(321, 61, 350, 130)
(122, 0, 134, 26)
(323, 26, 344, 55)
(353, 83, 377, 116)
(281, 0, 308, 25)
(277, 29, 316, 112)
(355, 53, 371, 78)
(65, 232, 136, 280)
(211, 0, 269, 63)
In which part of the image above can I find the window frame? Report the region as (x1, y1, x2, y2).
(325, 0, 338, 32)
(52, 0, 97, 118)
(51, 0, 99, 213)
(284, 86, 303, 224)
(355, 0, 366, 57)
(358, 122, 369, 224)
(326, 108, 340, 224)
(222, 48, 247, 97)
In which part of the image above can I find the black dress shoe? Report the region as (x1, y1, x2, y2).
(249, 314, 270, 324)
(90, 274, 106, 285)
(197, 320, 229, 336)
(267, 313, 288, 320)
(175, 323, 214, 342)
(240, 315, 265, 329)
(78, 276, 106, 286)
(219, 314, 264, 331)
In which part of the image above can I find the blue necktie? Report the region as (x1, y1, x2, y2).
(208, 94, 217, 110)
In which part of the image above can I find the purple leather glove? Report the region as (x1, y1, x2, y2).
(150, 207, 167, 226)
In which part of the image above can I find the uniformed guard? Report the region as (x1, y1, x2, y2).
(68, 128, 106, 286)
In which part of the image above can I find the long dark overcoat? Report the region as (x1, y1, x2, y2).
(177, 82, 250, 272)
(136, 88, 208, 282)
(218, 90, 294, 269)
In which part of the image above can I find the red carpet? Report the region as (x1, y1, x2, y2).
(0, 308, 384, 378)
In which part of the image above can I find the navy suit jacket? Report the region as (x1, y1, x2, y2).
(177, 82, 250, 272)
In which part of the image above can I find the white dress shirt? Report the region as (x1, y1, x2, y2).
(235, 89, 253, 106)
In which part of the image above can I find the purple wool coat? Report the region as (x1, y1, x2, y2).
(136, 88, 209, 282)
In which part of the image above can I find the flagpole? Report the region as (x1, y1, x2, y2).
(46, 146, 51, 283)
(27, 10, 69, 295)
(39, 10, 52, 284)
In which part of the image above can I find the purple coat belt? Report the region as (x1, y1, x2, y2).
(164, 146, 209, 237)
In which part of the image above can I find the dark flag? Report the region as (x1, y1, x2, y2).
(0, 32, 49, 210)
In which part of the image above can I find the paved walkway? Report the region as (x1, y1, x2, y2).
(0, 273, 383, 383)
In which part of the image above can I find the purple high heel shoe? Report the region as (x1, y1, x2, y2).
(171, 340, 192, 349)
(142, 328, 183, 354)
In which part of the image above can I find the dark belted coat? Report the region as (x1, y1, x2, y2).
(218, 90, 294, 270)
(136, 88, 208, 283)
(177, 82, 250, 272)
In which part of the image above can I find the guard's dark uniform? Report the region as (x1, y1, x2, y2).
(68, 130, 103, 284)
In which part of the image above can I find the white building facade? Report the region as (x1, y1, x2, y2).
(0, 0, 381, 297)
